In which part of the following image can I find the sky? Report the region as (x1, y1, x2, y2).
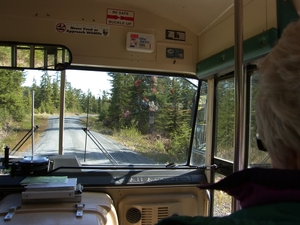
(23, 69, 112, 97)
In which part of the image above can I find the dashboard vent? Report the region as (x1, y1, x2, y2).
(157, 207, 168, 221)
(141, 207, 152, 225)
(119, 193, 198, 225)
(140, 206, 169, 225)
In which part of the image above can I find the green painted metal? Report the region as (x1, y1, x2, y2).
(277, 0, 300, 38)
(196, 0, 300, 79)
(196, 28, 278, 79)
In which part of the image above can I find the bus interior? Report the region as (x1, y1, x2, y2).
(0, 0, 299, 224)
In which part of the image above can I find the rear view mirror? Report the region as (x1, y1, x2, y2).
(0, 41, 72, 70)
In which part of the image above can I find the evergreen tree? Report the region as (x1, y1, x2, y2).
(0, 69, 26, 121)
(77, 90, 86, 113)
(51, 73, 60, 111)
(107, 73, 131, 130)
(99, 90, 110, 122)
(121, 73, 136, 128)
(88, 93, 98, 114)
(22, 87, 32, 114)
(65, 81, 80, 112)
(215, 78, 235, 160)
(152, 77, 171, 135)
(131, 75, 150, 133)
(30, 77, 40, 111)
(39, 71, 54, 113)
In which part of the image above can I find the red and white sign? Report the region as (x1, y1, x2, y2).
(106, 8, 134, 27)
(126, 32, 155, 53)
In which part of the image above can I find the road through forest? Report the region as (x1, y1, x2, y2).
(21, 116, 155, 165)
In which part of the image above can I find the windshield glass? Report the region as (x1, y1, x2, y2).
(0, 69, 199, 166)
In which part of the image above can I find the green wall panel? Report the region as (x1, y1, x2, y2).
(196, 28, 278, 78)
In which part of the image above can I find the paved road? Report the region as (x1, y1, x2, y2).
(22, 116, 155, 165)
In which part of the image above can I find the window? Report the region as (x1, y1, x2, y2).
(191, 80, 207, 166)
(215, 77, 235, 162)
(248, 70, 270, 167)
(0, 69, 199, 166)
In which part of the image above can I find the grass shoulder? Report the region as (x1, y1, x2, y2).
(82, 115, 180, 164)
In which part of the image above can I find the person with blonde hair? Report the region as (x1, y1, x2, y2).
(156, 20, 300, 225)
(256, 21, 300, 170)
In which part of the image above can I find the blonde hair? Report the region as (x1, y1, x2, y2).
(256, 20, 300, 168)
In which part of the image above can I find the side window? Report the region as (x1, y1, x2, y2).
(248, 70, 270, 167)
(215, 77, 235, 162)
(191, 81, 207, 166)
(213, 76, 234, 216)
(212, 66, 270, 216)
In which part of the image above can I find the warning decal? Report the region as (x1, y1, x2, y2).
(55, 22, 110, 37)
(165, 30, 186, 41)
(166, 48, 184, 59)
(106, 8, 134, 27)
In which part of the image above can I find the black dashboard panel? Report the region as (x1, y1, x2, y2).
(0, 168, 207, 188)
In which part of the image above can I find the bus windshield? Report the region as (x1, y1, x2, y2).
(2, 68, 199, 166)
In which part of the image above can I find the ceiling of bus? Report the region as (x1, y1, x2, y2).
(96, 0, 236, 36)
